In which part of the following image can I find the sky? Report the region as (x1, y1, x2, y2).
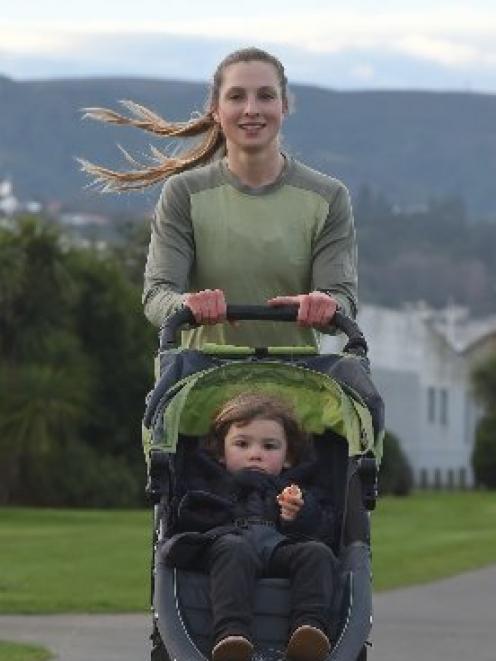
(2, 0, 496, 92)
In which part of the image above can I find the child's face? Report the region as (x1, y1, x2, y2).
(222, 417, 290, 475)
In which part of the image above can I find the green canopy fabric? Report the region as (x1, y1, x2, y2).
(143, 361, 381, 462)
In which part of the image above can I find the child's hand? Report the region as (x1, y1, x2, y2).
(276, 484, 303, 521)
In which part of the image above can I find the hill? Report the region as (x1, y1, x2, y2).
(1, 75, 496, 217)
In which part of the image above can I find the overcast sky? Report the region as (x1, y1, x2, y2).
(2, 1, 496, 92)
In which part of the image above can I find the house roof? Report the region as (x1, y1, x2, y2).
(429, 308, 496, 353)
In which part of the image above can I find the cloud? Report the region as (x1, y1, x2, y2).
(349, 64, 376, 81)
(393, 35, 491, 68)
(0, 27, 82, 55)
(2, 7, 496, 56)
(1, 6, 496, 91)
(3, 23, 494, 72)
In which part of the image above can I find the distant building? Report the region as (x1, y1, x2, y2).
(0, 178, 42, 217)
(59, 212, 110, 227)
(321, 303, 496, 487)
(0, 179, 19, 216)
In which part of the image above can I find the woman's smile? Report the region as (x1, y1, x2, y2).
(212, 60, 286, 155)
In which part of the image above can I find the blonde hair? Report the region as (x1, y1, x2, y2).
(79, 47, 289, 192)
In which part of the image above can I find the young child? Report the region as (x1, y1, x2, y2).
(165, 392, 337, 661)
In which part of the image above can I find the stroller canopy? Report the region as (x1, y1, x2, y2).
(144, 357, 381, 462)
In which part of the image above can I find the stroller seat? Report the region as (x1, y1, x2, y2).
(152, 432, 373, 660)
(154, 542, 370, 660)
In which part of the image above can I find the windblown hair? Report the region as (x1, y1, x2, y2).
(79, 47, 289, 192)
(205, 392, 309, 466)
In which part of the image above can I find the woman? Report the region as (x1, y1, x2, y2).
(81, 47, 358, 348)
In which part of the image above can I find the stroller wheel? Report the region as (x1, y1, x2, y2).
(151, 626, 171, 661)
(356, 645, 368, 660)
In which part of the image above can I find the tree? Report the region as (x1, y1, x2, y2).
(378, 431, 413, 496)
(0, 217, 92, 503)
(0, 362, 91, 503)
(68, 248, 156, 465)
(472, 415, 496, 489)
(471, 353, 496, 489)
(113, 219, 152, 287)
(0, 217, 76, 361)
(0, 215, 156, 506)
(472, 353, 496, 411)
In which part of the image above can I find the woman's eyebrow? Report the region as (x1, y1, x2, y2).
(224, 85, 278, 94)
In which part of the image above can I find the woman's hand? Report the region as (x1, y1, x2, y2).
(277, 484, 304, 522)
(184, 289, 227, 325)
(267, 291, 337, 327)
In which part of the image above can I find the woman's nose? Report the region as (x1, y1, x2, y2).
(243, 95, 260, 115)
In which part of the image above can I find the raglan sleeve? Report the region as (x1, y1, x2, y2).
(142, 175, 195, 327)
(312, 183, 358, 319)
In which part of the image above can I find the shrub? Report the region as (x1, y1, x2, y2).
(472, 415, 496, 489)
(13, 439, 145, 508)
(378, 430, 413, 496)
(0, 217, 152, 508)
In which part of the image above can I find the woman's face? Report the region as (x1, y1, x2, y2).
(212, 60, 287, 156)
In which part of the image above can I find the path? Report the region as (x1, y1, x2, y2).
(1, 565, 495, 661)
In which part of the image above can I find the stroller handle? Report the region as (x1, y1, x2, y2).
(160, 304, 368, 356)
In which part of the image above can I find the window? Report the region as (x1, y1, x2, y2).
(434, 468, 442, 488)
(419, 468, 428, 489)
(427, 386, 449, 426)
(440, 388, 449, 426)
(447, 469, 454, 488)
(427, 386, 436, 423)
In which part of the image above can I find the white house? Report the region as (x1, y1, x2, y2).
(321, 304, 496, 487)
(0, 179, 19, 216)
(0, 178, 42, 217)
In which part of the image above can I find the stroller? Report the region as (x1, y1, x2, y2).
(142, 305, 384, 661)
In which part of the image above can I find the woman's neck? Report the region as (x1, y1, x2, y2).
(225, 148, 285, 188)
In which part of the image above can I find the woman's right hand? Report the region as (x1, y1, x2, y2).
(183, 289, 227, 325)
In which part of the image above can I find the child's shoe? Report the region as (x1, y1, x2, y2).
(286, 625, 330, 661)
(212, 635, 254, 661)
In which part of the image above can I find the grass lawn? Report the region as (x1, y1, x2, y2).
(0, 641, 52, 661)
(372, 490, 496, 591)
(0, 508, 151, 613)
(0, 491, 495, 613)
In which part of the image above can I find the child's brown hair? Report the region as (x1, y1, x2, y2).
(206, 392, 309, 466)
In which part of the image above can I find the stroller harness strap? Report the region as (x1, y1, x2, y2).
(233, 517, 276, 528)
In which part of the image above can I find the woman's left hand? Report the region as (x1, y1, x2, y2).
(267, 291, 337, 327)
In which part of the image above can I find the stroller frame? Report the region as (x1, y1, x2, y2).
(143, 305, 383, 661)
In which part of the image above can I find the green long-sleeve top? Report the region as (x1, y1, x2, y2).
(143, 155, 357, 349)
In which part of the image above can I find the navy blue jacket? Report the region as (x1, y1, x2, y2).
(161, 450, 337, 568)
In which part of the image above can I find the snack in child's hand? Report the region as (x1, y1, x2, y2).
(280, 484, 302, 500)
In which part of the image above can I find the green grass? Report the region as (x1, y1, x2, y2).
(0, 492, 495, 613)
(372, 491, 496, 591)
(0, 508, 150, 613)
(0, 641, 52, 661)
